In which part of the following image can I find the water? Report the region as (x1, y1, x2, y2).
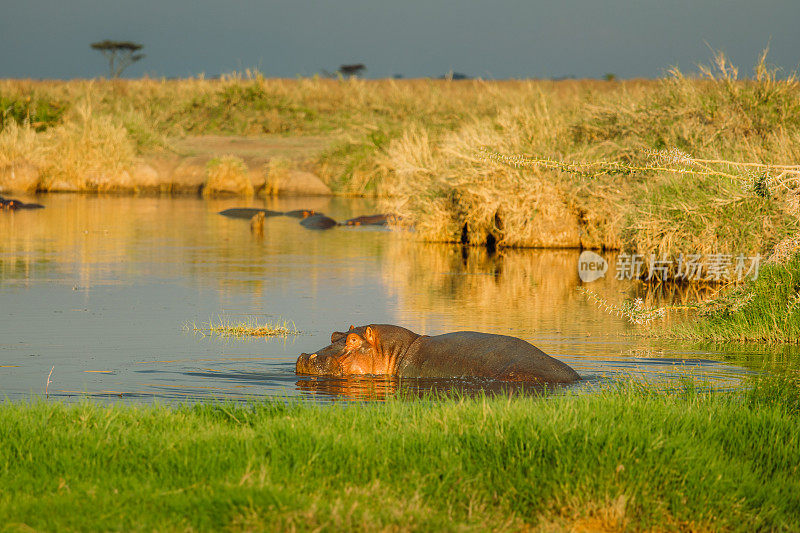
(0, 195, 791, 402)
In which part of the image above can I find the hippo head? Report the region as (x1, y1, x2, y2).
(296, 325, 387, 376)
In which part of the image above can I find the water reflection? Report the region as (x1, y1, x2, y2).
(295, 376, 559, 401)
(0, 196, 793, 403)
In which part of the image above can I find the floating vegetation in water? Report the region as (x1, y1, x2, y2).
(184, 316, 299, 337)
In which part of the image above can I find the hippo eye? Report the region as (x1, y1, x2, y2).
(346, 333, 362, 348)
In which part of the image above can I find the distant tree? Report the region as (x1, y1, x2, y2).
(339, 63, 366, 77)
(603, 73, 617, 82)
(90, 40, 145, 77)
(440, 71, 471, 80)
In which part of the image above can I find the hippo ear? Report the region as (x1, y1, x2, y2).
(349, 325, 355, 330)
(364, 326, 377, 347)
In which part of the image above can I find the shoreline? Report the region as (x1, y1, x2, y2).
(0, 134, 336, 196)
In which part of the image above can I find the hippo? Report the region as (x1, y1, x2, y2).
(300, 213, 338, 230)
(342, 214, 394, 226)
(219, 207, 398, 231)
(218, 208, 285, 219)
(296, 324, 580, 383)
(0, 196, 44, 211)
(284, 209, 318, 219)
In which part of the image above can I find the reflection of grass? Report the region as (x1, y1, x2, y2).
(185, 316, 299, 337)
(1, 375, 798, 530)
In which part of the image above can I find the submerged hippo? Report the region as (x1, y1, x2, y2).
(342, 214, 393, 226)
(219, 207, 397, 231)
(284, 209, 318, 219)
(0, 196, 44, 211)
(218, 208, 287, 219)
(297, 324, 580, 383)
(300, 213, 338, 230)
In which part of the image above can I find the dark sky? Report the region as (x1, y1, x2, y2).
(1, 0, 798, 79)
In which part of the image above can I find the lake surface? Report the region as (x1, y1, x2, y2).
(1, 195, 794, 402)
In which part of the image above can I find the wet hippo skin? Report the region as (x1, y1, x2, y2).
(297, 324, 580, 383)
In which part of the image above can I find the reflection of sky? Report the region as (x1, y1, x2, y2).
(2, 1, 800, 79)
(0, 196, 791, 403)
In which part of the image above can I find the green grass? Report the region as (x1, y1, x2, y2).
(0, 94, 66, 132)
(1, 376, 799, 531)
(673, 252, 800, 343)
(622, 173, 798, 263)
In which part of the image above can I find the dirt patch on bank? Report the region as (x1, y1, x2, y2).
(169, 135, 333, 160)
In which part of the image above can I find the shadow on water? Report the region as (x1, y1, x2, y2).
(0, 196, 793, 403)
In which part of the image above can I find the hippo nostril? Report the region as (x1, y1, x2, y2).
(309, 353, 317, 359)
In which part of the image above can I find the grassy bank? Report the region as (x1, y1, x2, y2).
(379, 52, 800, 261)
(671, 251, 800, 343)
(2, 376, 799, 531)
(1, 75, 571, 195)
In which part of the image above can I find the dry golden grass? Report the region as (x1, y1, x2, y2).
(378, 51, 800, 270)
(263, 156, 291, 195)
(203, 154, 253, 196)
(0, 98, 135, 192)
(1, 76, 602, 194)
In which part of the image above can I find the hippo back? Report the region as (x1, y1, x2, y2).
(398, 332, 579, 383)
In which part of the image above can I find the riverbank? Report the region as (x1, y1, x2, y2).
(0, 131, 334, 196)
(2, 58, 798, 257)
(1, 375, 798, 531)
(2, 75, 564, 196)
(377, 53, 800, 262)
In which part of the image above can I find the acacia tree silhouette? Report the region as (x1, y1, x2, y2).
(90, 40, 145, 77)
(339, 63, 366, 77)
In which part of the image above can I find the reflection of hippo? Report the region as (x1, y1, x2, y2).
(0, 196, 44, 211)
(296, 375, 553, 400)
(297, 324, 580, 383)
